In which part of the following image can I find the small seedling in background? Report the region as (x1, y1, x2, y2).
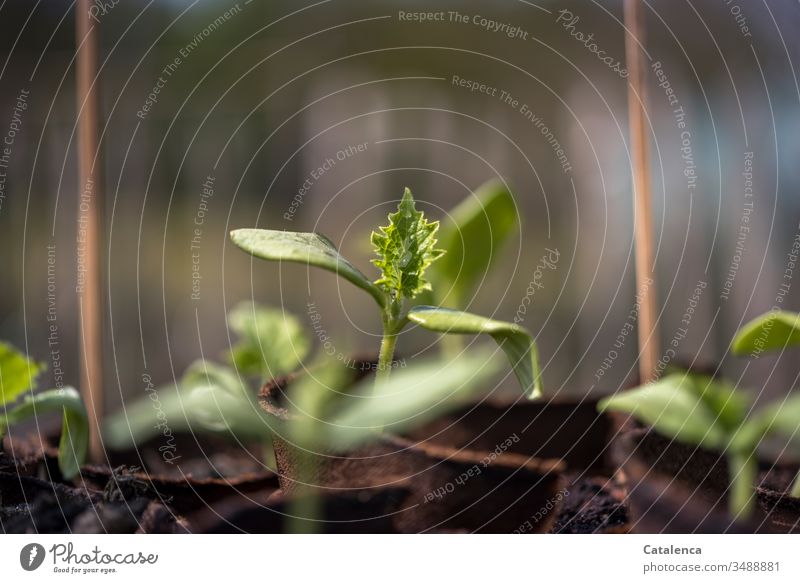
(599, 372, 800, 516)
(0, 342, 88, 479)
(231, 187, 542, 398)
(104, 302, 310, 464)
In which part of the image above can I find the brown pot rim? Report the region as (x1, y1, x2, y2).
(259, 373, 565, 476)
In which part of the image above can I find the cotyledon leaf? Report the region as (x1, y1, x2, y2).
(326, 348, 502, 451)
(432, 179, 518, 308)
(731, 310, 800, 356)
(230, 229, 386, 308)
(407, 306, 542, 398)
(598, 373, 729, 451)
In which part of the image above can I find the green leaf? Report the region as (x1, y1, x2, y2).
(731, 310, 800, 356)
(735, 393, 800, 452)
(104, 361, 271, 449)
(230, 229, 385, 308)
(680, 374, 748, 433)
(0, 342, 45, 406)
(371, 188, 445, 301)
(326, 348, 502, 451)
(227, 302, 310, 380)
(407, 306, 542, 398)
(0, 387, 87, 479)
(597, 373, 730, 450)
(431, 180, 518, 308)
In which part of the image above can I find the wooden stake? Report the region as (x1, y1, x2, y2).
(624, 0, 660, 383)
(75, 0, 104, 463)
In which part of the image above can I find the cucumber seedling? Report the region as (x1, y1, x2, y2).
(104, 302, 307, 466)
(599, 371, 800, 515)
(0, 341, 88, 479)
(231, 187, 542, 398)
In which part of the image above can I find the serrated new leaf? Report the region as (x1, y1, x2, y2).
(371, 188, 445, 300)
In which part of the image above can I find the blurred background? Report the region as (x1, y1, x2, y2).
(1, 0, 800, 413)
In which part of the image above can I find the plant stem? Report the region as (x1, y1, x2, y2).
(790, 472, 800, 498)
(376, 329, 398, 388)
(375, 298, 404, 391)
(728, 449, 757, 519)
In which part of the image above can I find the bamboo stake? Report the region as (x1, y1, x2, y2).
(75, 0, 104, 463)
(624, 0, 660, 383)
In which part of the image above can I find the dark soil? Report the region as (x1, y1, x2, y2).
(551, 472, 629, 533)
(1, 430, 278, 533)
(187, 487, 410, 533)
(0, 466, 188, 534)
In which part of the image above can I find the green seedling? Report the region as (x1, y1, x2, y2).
(0, 342, 88, 479)
(731, 310, 800, 356)
(104, 302, 309, 464)
(599, 372, 800, 517)
(231, 187, 542, 398)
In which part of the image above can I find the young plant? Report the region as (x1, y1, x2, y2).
(598, 371, 800, 517)
(231, 187, 542, 398)
(104, 302, 309, 462)
(0, 342, 88, 479)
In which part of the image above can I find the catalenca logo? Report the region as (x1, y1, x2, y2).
(19, 543, 46, 571)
